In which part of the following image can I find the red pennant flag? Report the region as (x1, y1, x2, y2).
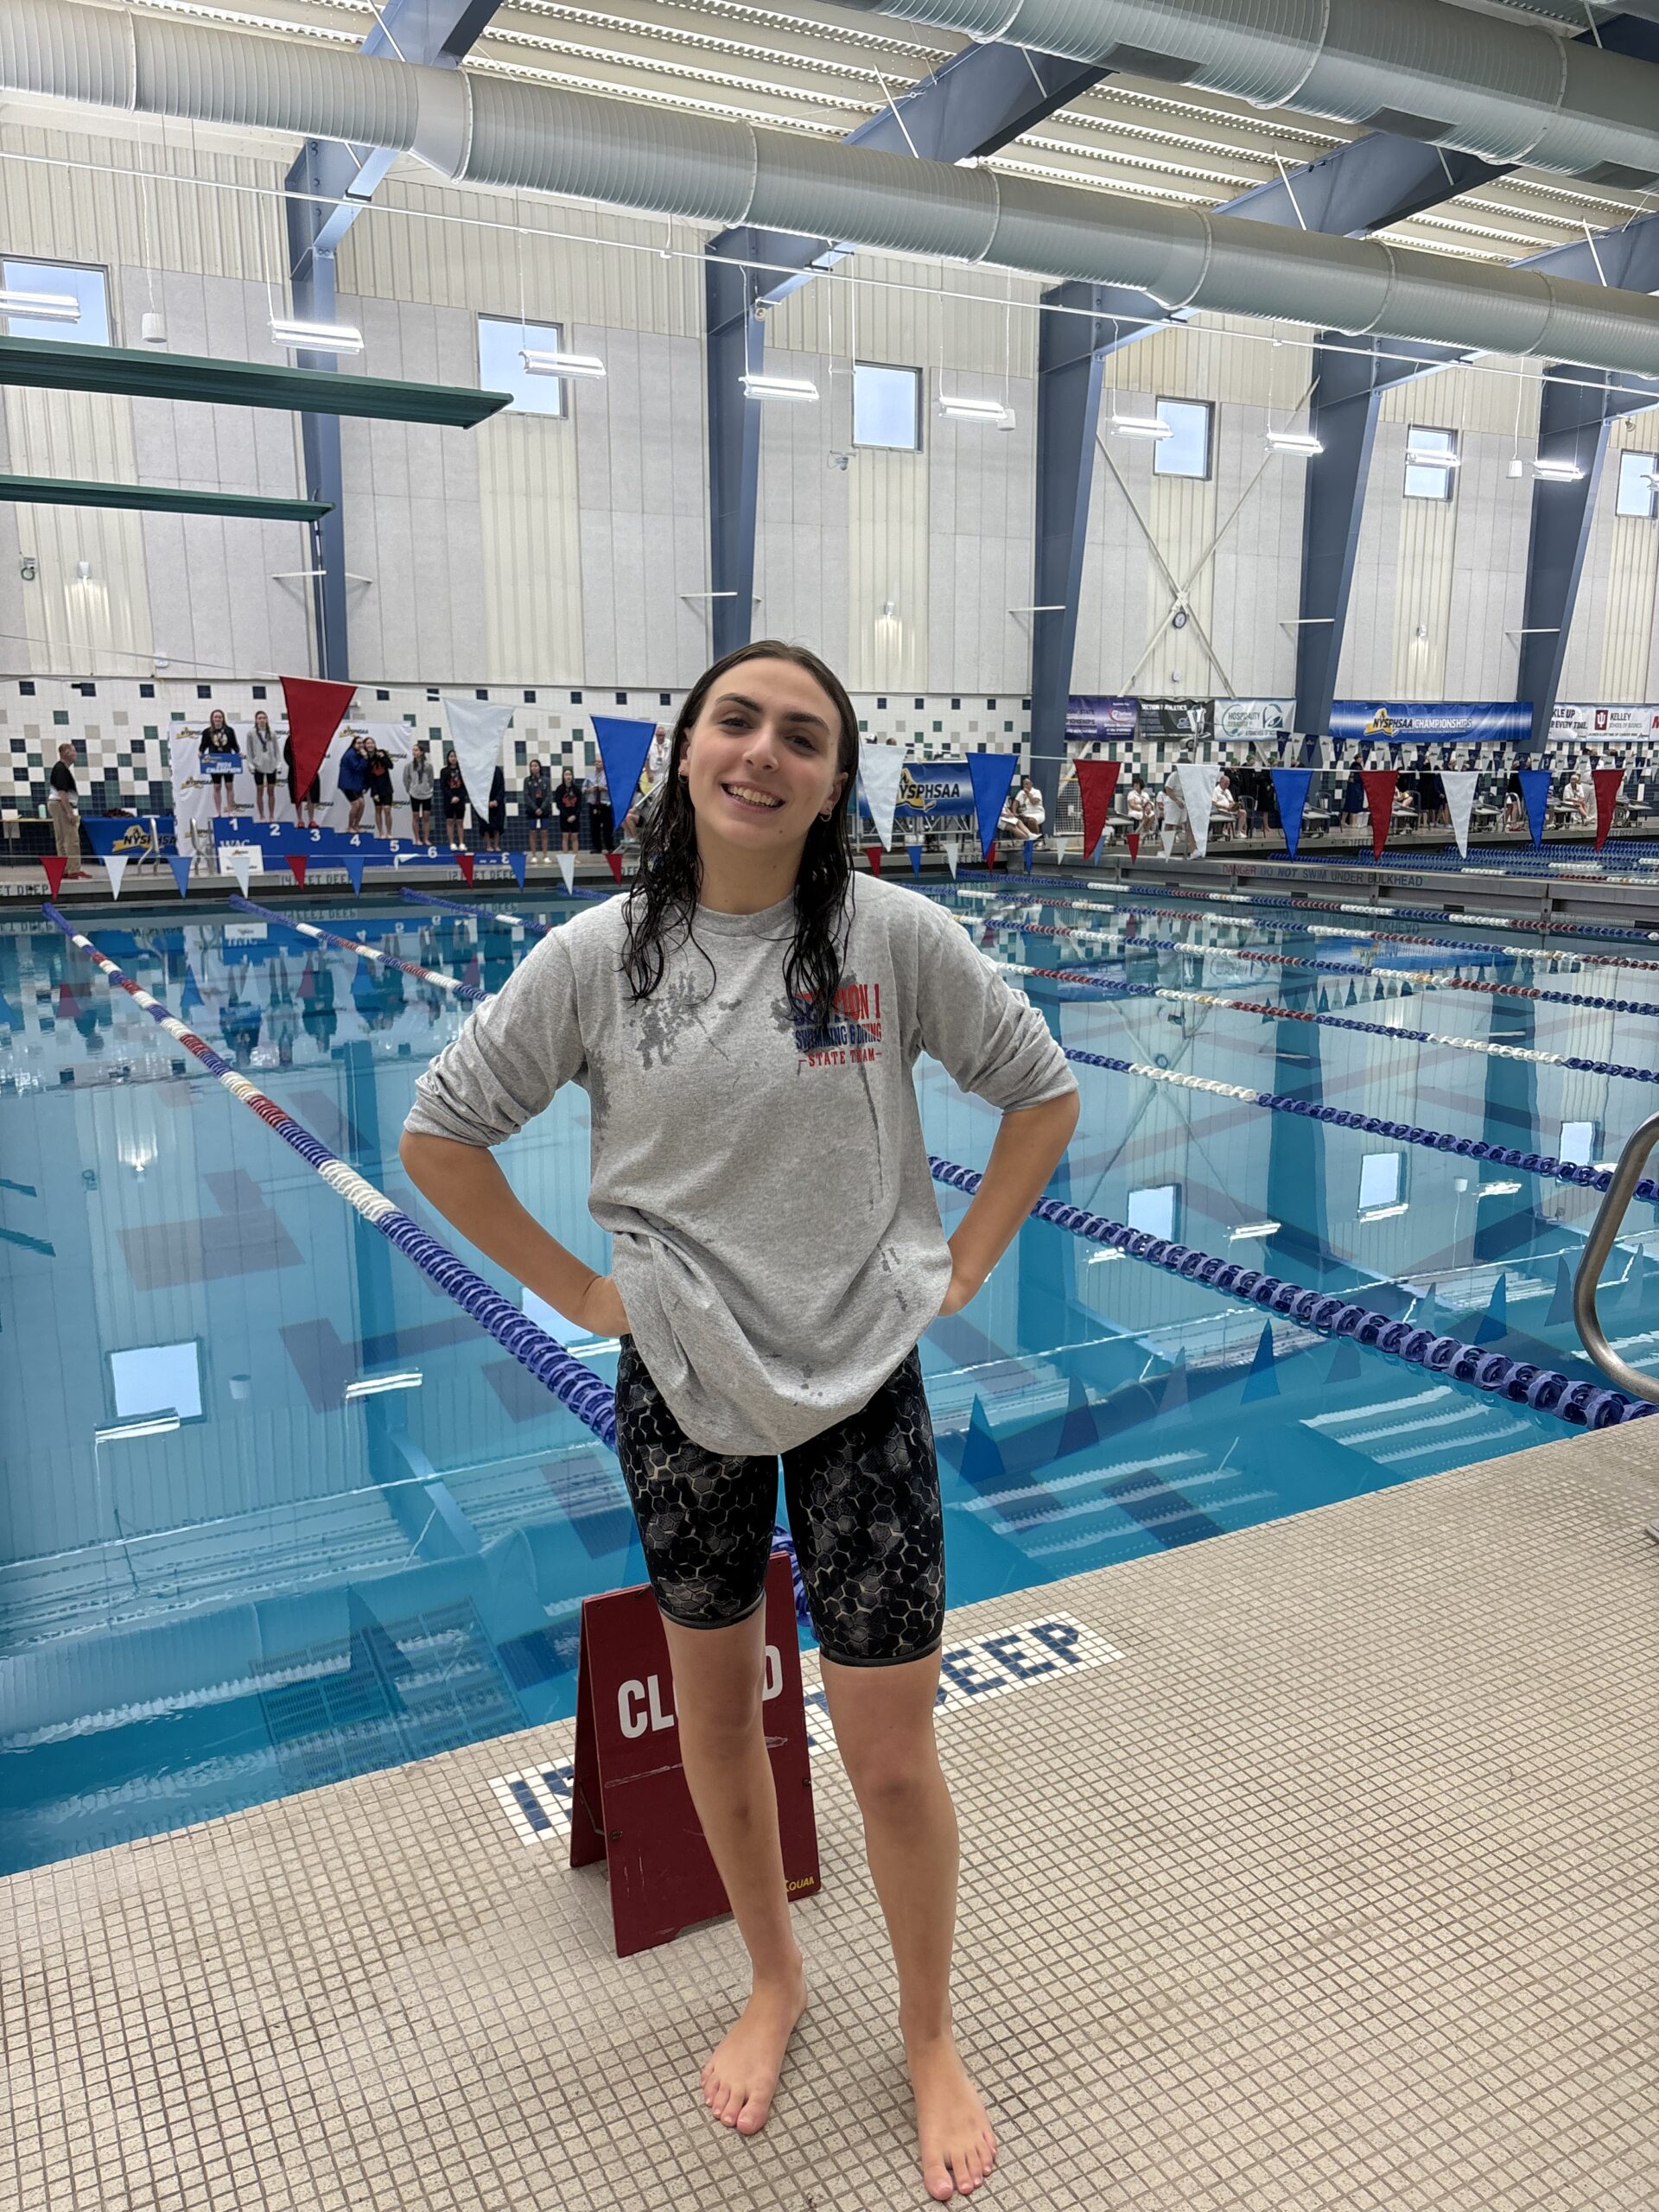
(1592, 766, 1624, 850)
(1075, 760, 1122, 861)
(606, 852, 623, 885)
(280, 675, 356, 802)
(456, 853, 475, 885)
(864, 843, 883, 876)
(1127, 831, 1140, 863)
(1359, 770, 1398, 861)
(285, 855, 308, 888)
(41, 855, 68, 898)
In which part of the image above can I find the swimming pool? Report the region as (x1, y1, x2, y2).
(3, 877, 1653, 1876)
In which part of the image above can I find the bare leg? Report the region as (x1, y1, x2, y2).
(661, 1609, 808, 2136)
(820, 1650, 996, 2202)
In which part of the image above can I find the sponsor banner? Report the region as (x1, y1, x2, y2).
(1137, 696, 1213, 741)
(81, 814, 175, 858)
(1214, 696, 1294, 741)
(855, 760, 978, 823)
(1330, 700, 1531, 744)
(1549, 702, 1659, 741)
(1065, 695, 1139, 741)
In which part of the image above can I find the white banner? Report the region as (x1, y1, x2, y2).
(858, 745, 906, 850)
(443, 699, 515, 819)
(165, 734, 216, 834)
(1177, 762, 1221, 859)
(1549, 702, 1659, 741)
(556, 850, 576, 895)
(103, 853, 127, 900)
(943, 838, 960, 878)
(1214, 697, 1294, 742)
(1441, 770, 1478, 858)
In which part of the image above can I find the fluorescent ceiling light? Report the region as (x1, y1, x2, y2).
(1266, 430, 1322, 456)
(1111, 413, 1173, 440)
(94, 1412, 181, 1445)
(520, 348, 607, 379)
(270, 316, 364, 355)
(0, 288, 80, 323)
(1532, 457, 1584, 482)
(1405, 447, 1460, 469)
(939, 393, 1014, 426)
(343, 1370, 424, 1400)
(741, 372, 818, 402)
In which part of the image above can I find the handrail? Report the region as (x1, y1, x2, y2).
(1573, 1111, 1659, 1403)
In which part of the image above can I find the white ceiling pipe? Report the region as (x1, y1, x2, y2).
(832, 0, 1659, 189)
(4, 0, 1659, 376)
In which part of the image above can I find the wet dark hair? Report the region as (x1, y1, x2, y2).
(620, 639, 859, 1045)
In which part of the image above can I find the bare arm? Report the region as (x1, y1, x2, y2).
(941, 1089, 1080, 1314)
(398, 1131, 626, 1336)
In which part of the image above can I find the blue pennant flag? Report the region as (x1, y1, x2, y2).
(1518, 767, 1551, 848)
(166, 853, 191, 899)
(343, 856, 367, 895)
(966, 752, 1019, 861)
(508, 850, 527, 888)
(1271, 767, 1313, 860)
(1474, 1272, 1509, 1344)
(908, 842, 923, 877)
(1241, 1320, 1280, 1402)
(592, 715, 658, 830)
(1022, 838, 1034, 874)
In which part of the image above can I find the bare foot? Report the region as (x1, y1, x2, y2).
(700, 1961, 808, 2135)
(907, 2033, 996, 2201)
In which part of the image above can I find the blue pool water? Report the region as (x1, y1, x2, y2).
(3, 880, 1654, 1876)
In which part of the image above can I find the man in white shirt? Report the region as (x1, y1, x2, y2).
(1161, 755, 1193, 856)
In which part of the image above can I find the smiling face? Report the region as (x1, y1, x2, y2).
(677, 656, 849, 858)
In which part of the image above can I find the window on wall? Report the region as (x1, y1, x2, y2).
(1403, 425, 1459, 501)
(853, 362, 921, 450)
(1126, 1184, 1179, 1241)
(1615, 450, 1658, 519)
(477, 314, 567, 416)
(1153, 397, 1211, 479)
(1, 257, 110, 346)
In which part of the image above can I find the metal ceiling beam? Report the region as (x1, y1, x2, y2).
(705, 41, 1109, 658)
(284, 1, 505, 680)
(0, 475, 333, 524)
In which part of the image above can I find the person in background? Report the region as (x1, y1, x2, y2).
(47, 741, 90, 880)
(477, 761, 505, 855)
(1125, 774, 1155, 838)
(1503, 755, 1529, 835)
(200, 708, 240, 818)
(336, 731, 372, 833)
(523, 757, 552, 858)
(440, 747, 468, 849)
(1010, 773, 1044, 845)
(1562, 765, 1592, 825)
(284, 728, 322, 829)
(247, 709, 282, 823)
(403, 740, 434, 842)
(1162, 752, 1193, 857)
(587, 758, 613, 853)
(367, 739, 396, 837)
(1340, 762, 1365, 830)
(554, 764, 582, 854)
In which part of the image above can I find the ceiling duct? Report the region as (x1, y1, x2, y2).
(833, 0, 1659, 189)
(4, 0, 1659, 377)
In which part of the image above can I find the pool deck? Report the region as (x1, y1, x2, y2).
(6, 1424, 1655, 2212)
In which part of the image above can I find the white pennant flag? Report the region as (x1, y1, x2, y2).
(943, 837, 960, 879)
(556, 849, 576, 894)
(442, 698, 515, 820)
(1441, 770, 1478, 858)
(1052, 836, 1070, 866)
(858, 745, 906, 851)
(104, 853, 127, 901)
(229, 849, 254, 898)
(1176, 762, 1221, 859)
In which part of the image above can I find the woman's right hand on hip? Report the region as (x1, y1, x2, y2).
(574, 1272, 630, 1340)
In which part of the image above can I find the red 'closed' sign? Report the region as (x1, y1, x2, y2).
(569, 1552, 822, 1956)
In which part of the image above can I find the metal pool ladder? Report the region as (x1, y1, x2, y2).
(1573, 1109, 1659, 1404)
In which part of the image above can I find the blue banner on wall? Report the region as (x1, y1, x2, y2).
(1065, 696, 1139, 741)
(82, 815, 175, 858)
(854, 761, 979, 823)
(1330, 700, 1531, 745)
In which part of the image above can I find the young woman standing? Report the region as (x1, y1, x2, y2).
(401, 642, 1077, 2202)
(200, 709, 240, 818)
(553, 763, 582, 854)
(247, 710, 282, 822)
(523, 758, 552, 857)
(439, 748, 468, 849)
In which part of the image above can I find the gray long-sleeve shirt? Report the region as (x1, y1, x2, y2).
(403, 874, 1076, 1455)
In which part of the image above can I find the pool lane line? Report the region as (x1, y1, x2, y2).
(962, 906, 1659, 1020)
(399, 886, 611, 926)
(229, 894, 490, 1004)
(958, 866, 1659, 953)
(950, 879, 1659, 978)
(994, 956, 1659, 1086)
(926, 1156, 1647, 1430)
(43, 902, 615, 1447)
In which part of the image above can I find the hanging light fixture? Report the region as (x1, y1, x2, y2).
(270, 316, 364, 355)
(938, 393, 1014, 428)
(1109, 408, 1172, 440)
(741, 372, 818, 402)
(1532, 456, 1585, 482)
(1265, 428, 1323, 457)
(520, 348, 607, 380)
(0, 287, 80, 323)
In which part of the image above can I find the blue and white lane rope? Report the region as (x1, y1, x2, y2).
(48, 899, 1648, 1437)
(229, 894, 490, 1005)
(44, 903, 615, 1445)
(928, 1159, 1649, 1431)
(400, 886, 611, 926)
